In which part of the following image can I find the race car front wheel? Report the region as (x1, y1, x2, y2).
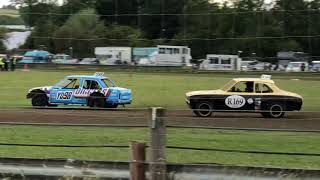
(105, 104, 118, 109)
(89, 94, 106, 108)
(194, 101, 213, 117)
(32, 94, 48, 107)
(261, 103, 285, 118)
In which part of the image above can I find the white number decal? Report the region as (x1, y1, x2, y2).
(225, 95, 246, 108)
(57, 91, 73, 100)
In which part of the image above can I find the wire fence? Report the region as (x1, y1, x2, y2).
(0, 107, 319, 179)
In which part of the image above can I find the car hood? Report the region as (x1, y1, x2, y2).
(28, 86, 53, 94)
(110, 87, 131, 92)
(186, 89, 224, 97)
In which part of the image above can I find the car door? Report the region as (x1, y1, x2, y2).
(254, 83, 274, 111)
(71, 77, 87, 105)
(50, 78, 80, 104)
(73, 78, 106, 104)
(222, 81, 256, 111)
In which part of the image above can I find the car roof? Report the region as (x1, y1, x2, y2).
(233, 78, 275, 84)
(66, 75, 108, 79)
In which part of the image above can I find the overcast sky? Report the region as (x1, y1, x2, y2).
(0, 0, 10, 7)
(0, 0, 63, 7)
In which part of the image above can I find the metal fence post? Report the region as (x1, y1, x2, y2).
(130, 141, 146, 180)
(149, 107, 167, 180)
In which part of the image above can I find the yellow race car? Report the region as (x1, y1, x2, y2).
(186, 75, 303, 118)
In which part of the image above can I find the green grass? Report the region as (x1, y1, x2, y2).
(0, 70, 319, 110)
(0, 125, 319, 168)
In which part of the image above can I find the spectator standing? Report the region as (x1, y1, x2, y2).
(301, 63, 306, 72)
(10, 56, 17, 71)
(4, 55, 9, 71)
(0, 57, 4, 71)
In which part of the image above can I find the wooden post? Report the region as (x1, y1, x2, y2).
(130, 141, 146, 180)
(149, 107, 167, 180)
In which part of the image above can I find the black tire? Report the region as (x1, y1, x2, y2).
(193, 101, 213, 117)
(88, 94, 105, 108)
(105, 104, 118, 109)
(48, 104, 58, 107)
(32, 94, 48, 107)
(261, 103, 285, 118)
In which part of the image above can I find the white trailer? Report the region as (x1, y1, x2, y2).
(136, 45, 192, 66)
(200, 54, 241, 71)
(95, 47, 132, 65)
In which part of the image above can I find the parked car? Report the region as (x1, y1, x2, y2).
(52, 54, 78, 64)
(79, 58, 99, 65)
(19, 50, 52, 64)
(285, 62, 309, 72)
(26, 72, 132, 108)
(247, 61, 271, 71)
(311, 61, 320, 72)
(240, 60, 256, 71)
(185, 75, 303, 118)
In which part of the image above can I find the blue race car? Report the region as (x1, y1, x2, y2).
(26, 72, 132, 108)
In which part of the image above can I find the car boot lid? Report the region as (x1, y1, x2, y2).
(28, 86, 53, 94)
(186, 89, 224, 97)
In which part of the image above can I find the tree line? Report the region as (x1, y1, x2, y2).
(6, 0, 320, 59)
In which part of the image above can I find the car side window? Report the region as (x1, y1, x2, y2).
(229, 81, 254, 93)
(83, 80, 102, 90)
(64, 78, 80, 89)
(255, 83, 273, 93)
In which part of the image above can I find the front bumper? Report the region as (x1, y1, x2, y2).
(108, 99, 132, 105)
(26, 93, 32, 99)
(185, 98, 190, 105)
(185, 98, 192, 109)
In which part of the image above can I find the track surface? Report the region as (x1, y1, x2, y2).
(0, 108, 320, 130)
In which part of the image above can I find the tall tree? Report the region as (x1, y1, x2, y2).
(54, 8, 104, 57)
(95, 0, 139, 26)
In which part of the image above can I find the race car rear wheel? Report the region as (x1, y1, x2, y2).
(194, 101, 213, 117)
(261, 103, 285, 118)
(32, 94, 48, 107)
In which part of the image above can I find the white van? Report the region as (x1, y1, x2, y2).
(285, 62, 308, 72)
(95, 47, 132, 65)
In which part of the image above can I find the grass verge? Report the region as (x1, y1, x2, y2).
(0, 125, 319, 169)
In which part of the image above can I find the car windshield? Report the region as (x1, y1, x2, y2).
(55, 78, 74, 88)
(248, 61, 258, 65)
(23, 56, 35, 60)
(102, 78, 117, 87)
(288, 63, 301, 68)
(82, 59, 95, 62)
(313, 63, 320, 68)
(54, 55, 70, 60)
(221, 80, 236, 91)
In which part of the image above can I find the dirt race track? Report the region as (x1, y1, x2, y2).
(0, 108, 320, 130)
